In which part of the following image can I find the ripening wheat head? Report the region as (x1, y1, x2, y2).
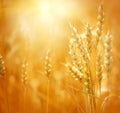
(21, 60, 29, 85)
(0, 55, 5, 77)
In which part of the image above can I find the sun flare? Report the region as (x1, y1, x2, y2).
(17, 0, 76, 42)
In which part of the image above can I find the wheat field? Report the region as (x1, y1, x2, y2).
(0, 0, 120, 113)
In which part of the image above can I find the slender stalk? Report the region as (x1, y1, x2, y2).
(45, 50, 52, 113)
(88, 63, 96, 113)
(23, 86, 27, 113)
(71, 87, 84, 113)
(0, 55, 8, 112)
(107, 72, 110, 97)
(85, 94, 90, 113)
(99, 82, 101, 97)
(4, 77, 10, 113)
(46, 79, 50, 113)
(21, 60, 28, 113)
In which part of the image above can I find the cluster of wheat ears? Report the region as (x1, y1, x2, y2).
(66, 4, 112, 113)
(0, 4, 113, 113)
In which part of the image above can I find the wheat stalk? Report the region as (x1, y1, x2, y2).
(21, 60, 29, 113)
(44, 50, 52, 113)
(0, 55, 10, 113)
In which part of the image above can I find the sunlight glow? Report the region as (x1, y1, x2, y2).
(40, 1, 54, 24)
(17, 0, 79, 41)
(38, 1, 70, 23)
(41, 1, 50, 14)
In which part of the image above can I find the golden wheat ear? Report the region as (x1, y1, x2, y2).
(0, 55, 5, 77)
(104, 32, 112, 74)
(66, 63, 83, 81)
(85, 24, 92, 55)
(21, 60, 29, 85)
(96, 4, 104, 44)
(96, 53, 103, 96)
(45, 50, 52, 79)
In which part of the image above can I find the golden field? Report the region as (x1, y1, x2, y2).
(0, 0, 120, 113)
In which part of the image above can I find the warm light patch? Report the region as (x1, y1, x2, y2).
(17, 0, 75, 41)
(41, 1, 50, 13)
(37, 0, 70, 23)
(40, 1, 53, 23)
(16, 0, 86, 43)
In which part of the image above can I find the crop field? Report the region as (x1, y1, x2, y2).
(0, 0, 120, 113)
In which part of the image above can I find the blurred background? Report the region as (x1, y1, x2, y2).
(0, 0, 120, 113)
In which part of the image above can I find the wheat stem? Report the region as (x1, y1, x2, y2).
(21, 60, 29, 113)
(45, 50, 52, 113)
(0, 55, 9, 113)
(85, 94, 90, 113)
(23, 87, 27, 113)
(46, 79, 50, 113)
(4, 77, 10, 113)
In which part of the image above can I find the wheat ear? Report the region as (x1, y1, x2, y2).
(85, 24, 92, 55)
(104, 32, 112, 94)
(45, 50, 52, 79)
(104, 33, 112, 74)
(0, 55, 5, 77)
(69, 38, 83, 70)
(95, 4, 104, 97)
(96, 4, 104, 44)
(96, 53, 103, 96)
(66, 63, 83, 81)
